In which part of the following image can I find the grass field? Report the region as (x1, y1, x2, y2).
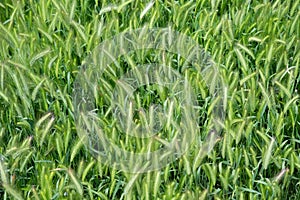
(0, 0, 299, 199)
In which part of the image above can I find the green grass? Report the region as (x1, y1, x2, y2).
(0, 0, 299, 199)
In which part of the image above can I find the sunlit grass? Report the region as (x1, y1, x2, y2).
(0, 0, 299, 199)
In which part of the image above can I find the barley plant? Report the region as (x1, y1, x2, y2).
(0, 0, 299, 199)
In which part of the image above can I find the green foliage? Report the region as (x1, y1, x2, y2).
(0, 0, 299, 199)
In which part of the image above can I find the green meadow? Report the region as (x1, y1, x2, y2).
(0, 0, 299, 199)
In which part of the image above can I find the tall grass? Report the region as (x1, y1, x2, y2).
(0, 0, 299, 199)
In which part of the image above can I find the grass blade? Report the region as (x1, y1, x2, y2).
(263, 137, 275, 170)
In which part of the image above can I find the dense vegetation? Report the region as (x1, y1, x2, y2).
(0, 0, 299, 199)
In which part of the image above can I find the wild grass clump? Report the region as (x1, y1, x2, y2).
(0, 0, 299, 199)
